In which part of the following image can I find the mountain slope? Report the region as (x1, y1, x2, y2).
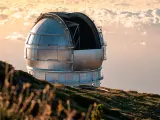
(0, 60, 160, 120)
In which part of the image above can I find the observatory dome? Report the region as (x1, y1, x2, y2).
(25, 12, 106, 86)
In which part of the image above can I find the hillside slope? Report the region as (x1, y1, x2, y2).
(0, 60, 160, 120)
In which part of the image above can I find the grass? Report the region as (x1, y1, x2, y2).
(0, 60, 160, 120)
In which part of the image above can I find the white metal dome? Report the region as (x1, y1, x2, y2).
(25, 12, 106, 86)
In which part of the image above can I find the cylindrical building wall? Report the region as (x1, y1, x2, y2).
(27, 67, 103, 86)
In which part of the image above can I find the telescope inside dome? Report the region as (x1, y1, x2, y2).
(35, 12, 103, 50)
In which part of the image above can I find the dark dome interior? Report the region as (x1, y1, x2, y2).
(54, 12, 101, 50)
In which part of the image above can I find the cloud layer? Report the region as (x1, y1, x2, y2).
(5, 32, 26, 41)
(1, 3, 160, 28)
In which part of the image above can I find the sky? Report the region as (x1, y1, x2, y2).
(0, 0, 160, 94)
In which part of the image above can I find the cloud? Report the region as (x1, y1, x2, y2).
(152, 8, 160, 18)
(0, 6, 8, 11)
(24, 22, 31, 26)
(24, 12, 40, 21)
(140, 31, 147, 36)
(5, 32, 26, 41)
(0, 14, 8, 20)
(10, 7, 25, 12)
(140, 42, 146, 46)
(115, 3, 131, 7)
(12, 12, 25, 19)
(0, 19, 8, 25)
(54, 7, 70, 12)
(77, 8, 160, 28)
(0, 14, 8, 25)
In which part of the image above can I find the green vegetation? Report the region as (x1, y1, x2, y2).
(0, 60, 160, 120)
